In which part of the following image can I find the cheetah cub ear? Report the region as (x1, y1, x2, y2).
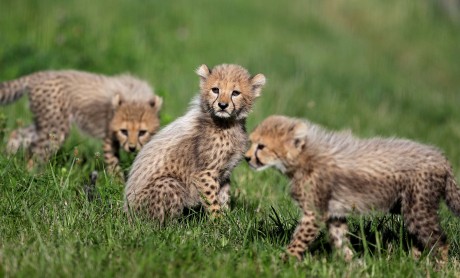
(285, 121, 308, 160)
(111, 93, 124, 109)
(196, 64, 211, 87)
(292, 122, 308, 150)
(149, 95, 163, 111)
(250, 74, 266, 98)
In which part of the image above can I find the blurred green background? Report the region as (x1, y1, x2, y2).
(1, 0, 460, 277)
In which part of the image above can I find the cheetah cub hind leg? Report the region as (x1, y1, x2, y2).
(140, 177, 187, 225)
(402, 195, 449, 266)
(6, 125, 37, 155)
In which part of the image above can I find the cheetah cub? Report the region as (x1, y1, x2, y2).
(245, 115, 460, 263)
(125, 64, 266, 223)
(0, 70, 162, 177)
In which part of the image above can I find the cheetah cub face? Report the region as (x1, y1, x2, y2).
(110, 94, 162, 153)
(245, 115, 307, 173)
(196, 64, 266, 120)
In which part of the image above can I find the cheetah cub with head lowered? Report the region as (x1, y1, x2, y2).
(245, 115, 460, 263)
(0, 70, 162, 177)
(125, 64, 266, 223)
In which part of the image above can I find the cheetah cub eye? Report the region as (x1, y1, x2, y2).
(211, 87, 219, 94)
(120, 129, 128, 136)
(231, 90, 241, 97)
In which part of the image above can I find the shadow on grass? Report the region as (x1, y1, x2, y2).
(114, 191, 429, 260)
(231, 198, 418, 258)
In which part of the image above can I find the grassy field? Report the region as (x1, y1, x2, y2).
(1, 0, 460, 277)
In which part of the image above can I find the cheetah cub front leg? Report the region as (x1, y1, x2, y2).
(327, 217, 354, 261)
(102, 136, 124, 180)
(218, 181, 231, 211)
(285, 210, 320, 260)
(194, 170, 223, 218)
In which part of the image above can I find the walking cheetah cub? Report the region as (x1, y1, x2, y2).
(245, 115, 460, 262)
(125, 64, 266, 223)
(0, 70, 162, 177)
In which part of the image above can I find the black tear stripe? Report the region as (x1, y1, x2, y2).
(255, 152, 264, 167)
(230, 97, 236, 112)
(211, 94, 219, 108)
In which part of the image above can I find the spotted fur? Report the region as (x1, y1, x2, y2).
(1, 70, 162, 177)
(245, 115, 460, 263)
(125, 64, 266, 223)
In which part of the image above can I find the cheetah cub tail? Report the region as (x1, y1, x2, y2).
(445, 170, 460, 216)
(0, 72, 51, 105)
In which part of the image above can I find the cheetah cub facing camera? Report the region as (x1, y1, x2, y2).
(125, 64, 266, 223)
(0, 70, 162, 177)
(245, 115, 460, 263)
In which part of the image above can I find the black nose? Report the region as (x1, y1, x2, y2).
(129, 146, 136, 152)
(244, 156, 250, 162)
(218, 102, 229, 109)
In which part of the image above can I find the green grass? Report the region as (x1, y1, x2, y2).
(1, 0, 460, 277)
